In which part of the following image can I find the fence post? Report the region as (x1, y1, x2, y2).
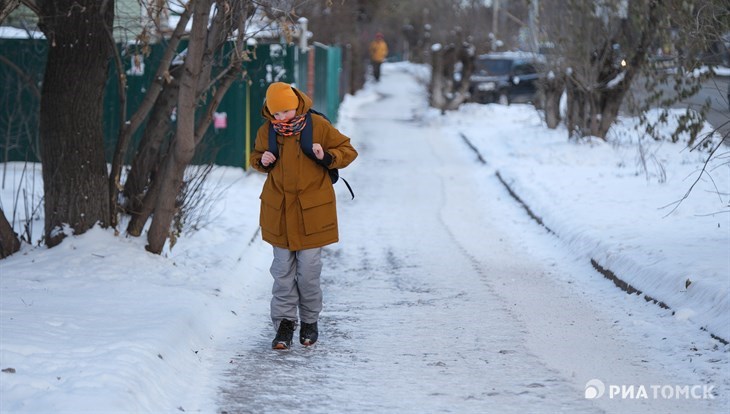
(244, 81, 251, 169)
(326, 45, 341, 123)
(298, 17, 308, 50)
(307, 46, 316, 102)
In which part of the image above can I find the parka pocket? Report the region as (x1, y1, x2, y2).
(260, 190, 284, 236)
(299, 188, 337, 235)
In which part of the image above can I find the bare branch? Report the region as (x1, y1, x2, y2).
(0, 0, 21, 23)
(105, 49, 127, 225)
(0, 54, 41, 99)
(125, 4, 193, 136)
(194, 0, 250, 142)
(659, 134, 729, 217)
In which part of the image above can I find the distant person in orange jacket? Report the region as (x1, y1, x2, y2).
(369, 32, 388, 82)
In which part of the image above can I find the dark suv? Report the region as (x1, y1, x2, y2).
(469, 52, 543, 105)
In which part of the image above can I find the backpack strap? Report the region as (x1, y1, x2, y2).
(299, 112, 317, 160)
(267, 121, 279, 159)
(308, 108, 330, 123)
(339, 177, 355, 200)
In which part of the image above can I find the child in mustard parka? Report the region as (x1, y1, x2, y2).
(250, 82, 358, 350)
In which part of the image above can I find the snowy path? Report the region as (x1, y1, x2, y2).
(213, 68, 725, 413)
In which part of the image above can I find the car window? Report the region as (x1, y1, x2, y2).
(475, 58, 512, 75)
(513, 63, 536, 76)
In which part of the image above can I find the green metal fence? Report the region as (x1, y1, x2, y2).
(294, 43, 342, 124)
(0, 39, 343, 169)
(103, 42, 297, 169)
(0, 38, 46, 164)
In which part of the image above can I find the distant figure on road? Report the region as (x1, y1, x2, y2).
(250, 82, 358, 350)
(369, 32, 388, 82)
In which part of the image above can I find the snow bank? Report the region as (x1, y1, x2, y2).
(1, 167, 264, 413)
(444, 102, 730, 342)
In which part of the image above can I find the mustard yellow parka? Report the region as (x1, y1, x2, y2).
(250, 87, 358, 251)
(369, 39, 388, 63)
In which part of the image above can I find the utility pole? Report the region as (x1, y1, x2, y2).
(528, 0, 539, 53)
(492, 0, 499, 42)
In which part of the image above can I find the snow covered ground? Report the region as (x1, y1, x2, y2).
(1, 62, 728, 413)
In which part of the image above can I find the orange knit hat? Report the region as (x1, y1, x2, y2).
(265, 82, 299, 114)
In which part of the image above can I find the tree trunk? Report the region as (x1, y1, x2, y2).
(429, 47, 446, 111)
(445, 42, 474, 111)
(565, 77, 574, 135)
(593, 9, 659, 139)
(37, 0, 114, 247)
(123, 72, 180, 215)
(145, 0, 211, 254)
(127, 170, 162, 237)
(540, 74, 564, 129)
(430, 37, 474, 113)
(109, 7, 192, 226)
(0, 208, 20, 258)
(596, 87, 625, 138)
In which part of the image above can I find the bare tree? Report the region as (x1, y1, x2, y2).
(551, 1, 661, 139)
(110, 5, 193, 228)
(143, 0, 211, 253)
(429, 28, 475, 112)
(539, 0, 727, 142)
(627, 0, 727, 147)
(111, 1, 253, 254)
(1, 0, 116, 253)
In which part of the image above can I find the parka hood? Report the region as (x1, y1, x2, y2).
(261, 86, 313, 120)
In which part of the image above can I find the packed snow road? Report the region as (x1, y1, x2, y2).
(214, 67, 724, 413)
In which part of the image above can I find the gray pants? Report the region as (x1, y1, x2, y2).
(270, 246, 323, 330)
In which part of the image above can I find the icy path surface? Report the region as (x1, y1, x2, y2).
(214, 68, 725, 414)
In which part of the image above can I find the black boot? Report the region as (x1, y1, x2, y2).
(300, 321, 318, 346)
(272, 319, 295, 350)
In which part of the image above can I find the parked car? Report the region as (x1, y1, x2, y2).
(469, 52, 544, 105)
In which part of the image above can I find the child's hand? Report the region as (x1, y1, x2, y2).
(312, 144, 324, 160)
(261, 151, 277, 166)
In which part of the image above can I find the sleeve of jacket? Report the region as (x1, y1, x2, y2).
(249, 123, 273, 173)
(320, 120, 358, 170)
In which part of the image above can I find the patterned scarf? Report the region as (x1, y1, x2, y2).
(271, 114, 307, 136)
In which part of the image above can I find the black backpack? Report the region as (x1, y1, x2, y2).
(268, 109, 354, 199)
